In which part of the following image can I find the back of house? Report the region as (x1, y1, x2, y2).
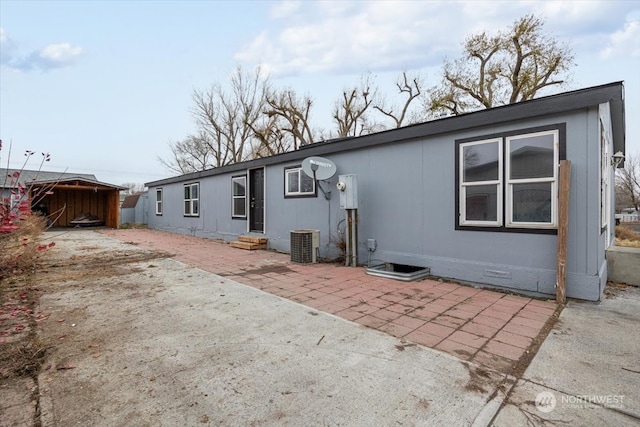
(144, 82, 625, 302)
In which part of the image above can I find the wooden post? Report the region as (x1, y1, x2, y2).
(556, 160, 571, 303)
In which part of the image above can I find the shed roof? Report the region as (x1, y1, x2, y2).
(146, 81, 625, 187)
(121, 194, 142, 208)
(1, 169, 126, 191)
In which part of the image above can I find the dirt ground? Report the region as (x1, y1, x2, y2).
(2, 230, 517, 427)
(1, 230, 171, 426)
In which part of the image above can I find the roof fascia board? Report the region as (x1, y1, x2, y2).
(32, 178, 127, 190)
(610, 98, 626, 156)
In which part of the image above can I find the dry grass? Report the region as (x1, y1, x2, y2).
(119, 222, 148, 230)
(0, 215, 50, 379)
(0, 215, 47, 281)
(329, 232, 347, 263)
(0, 337, 49, 378)
(615, 224, 640, 248)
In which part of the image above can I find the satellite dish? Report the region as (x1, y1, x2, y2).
(301, 156, 337, 181)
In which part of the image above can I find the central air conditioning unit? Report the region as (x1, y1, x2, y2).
(290, 229, 320, 263)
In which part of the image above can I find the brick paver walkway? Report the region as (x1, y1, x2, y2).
(101, 229, 559, 374)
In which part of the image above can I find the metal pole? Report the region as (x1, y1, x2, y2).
(345, 209, 351, 266)
(351, 209, 358, 267)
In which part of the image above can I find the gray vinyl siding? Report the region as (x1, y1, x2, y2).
(121, 193, 148, 225)
(146, 83, 625, 301)
(120, 208, 135, 224)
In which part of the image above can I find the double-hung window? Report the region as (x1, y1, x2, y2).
(184, 182, 199, 217)
(285, 166, 316, 197)
(155, 188, 163, 215)
(457, 125, 561, 231)
(232, 176, 246, 218)
(459, 138, 502, 226)
(505, 131, 558, 227)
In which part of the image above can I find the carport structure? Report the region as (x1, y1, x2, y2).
(1, 169, 125, 228)
(31, 176, 125, 228)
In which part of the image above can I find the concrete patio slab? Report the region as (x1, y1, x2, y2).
(102, 229, 559, 376)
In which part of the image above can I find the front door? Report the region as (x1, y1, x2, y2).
(249, 168, 265, 232)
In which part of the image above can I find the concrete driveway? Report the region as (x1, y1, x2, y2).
(35, 230, 513, 426)
(493, 284, 640, 426)
(26, 230, 639, 426)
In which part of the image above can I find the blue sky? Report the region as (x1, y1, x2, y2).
(1, 0, 639, 186)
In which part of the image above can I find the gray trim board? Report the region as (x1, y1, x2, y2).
(610, 98, 626, 164)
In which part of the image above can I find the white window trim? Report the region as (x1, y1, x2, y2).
(459, 138, 503, 227)
(505, 130, 558, 229)
(285, 167, 316, 197)
(184, 182, 199, 217)
(458, 128, 561, 230)
(600, 121, 611, 229)
(232, 176, 247, 218)
(155, 188, 163, 215)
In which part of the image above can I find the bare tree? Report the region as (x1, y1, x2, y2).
(121, 182, 145, 195)
(428, 14, 574, 117)
(374, 71, 424, 128)
(159, 66, 269, 173)
(256, 89, 316, 151)
(616, 152, 640, 211)
(333, 74, 381, 137)
(157, 133, 215, 175)
(246, 115, 287, 159)
(191, 65, 268, 166)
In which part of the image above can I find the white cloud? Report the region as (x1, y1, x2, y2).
(234, 0, 639, 77)
(0, 28, 84, 72)
(234, 31, 281, 75)
(236, 1, 464, 76)
(600, 18, 640, 58)
(39, 43, 84, 64)
(0, 27, 16, 66)
(535, 1, 604, 21)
